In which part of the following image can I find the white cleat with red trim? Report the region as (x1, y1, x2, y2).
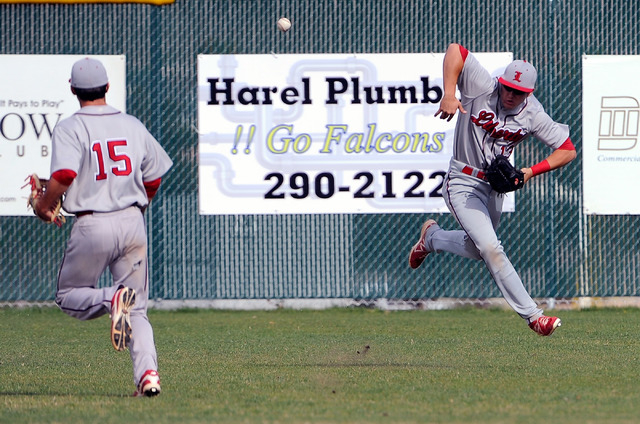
(133, 370, 161, 397)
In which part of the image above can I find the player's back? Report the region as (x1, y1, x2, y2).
(50, 105, 167, 213)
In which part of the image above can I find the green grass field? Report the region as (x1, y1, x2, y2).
(1, 307, 640, 424)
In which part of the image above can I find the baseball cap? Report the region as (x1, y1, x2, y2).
(70, 57, 109, 89)
(498, 60, 537, 93)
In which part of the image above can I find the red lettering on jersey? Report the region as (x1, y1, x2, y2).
(470, 110, 527, 142)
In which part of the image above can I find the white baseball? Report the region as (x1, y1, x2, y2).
(277, 17, 291, 32)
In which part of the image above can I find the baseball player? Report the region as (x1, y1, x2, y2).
(35, 57, 173, 395)
(409, 43, 576, 336)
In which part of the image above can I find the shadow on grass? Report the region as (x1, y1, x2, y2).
(0, 391, 135, 398)
(248, 361, 458, 368)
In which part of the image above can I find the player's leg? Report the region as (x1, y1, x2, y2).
(108, 207, 159, 394)
(55, 216, 118, 320)
(450, 186, 541, 320)
(431, 172, 485, 260)
(408, 170, 483, 269)
(485, 191, 559, 334)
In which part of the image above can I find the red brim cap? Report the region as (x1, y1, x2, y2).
(498, 60, 537, 93)
(498, 77, 535, 93)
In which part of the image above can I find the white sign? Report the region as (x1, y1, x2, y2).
(583, 55, 640, 215)
(198, 53, 513, 215)
(0, 55, 126, 216)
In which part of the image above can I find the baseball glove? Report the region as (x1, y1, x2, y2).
(485, 155, 524, 194)
(23, 173, 66, 227)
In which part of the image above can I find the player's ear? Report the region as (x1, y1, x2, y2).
(105, 83, 110, 93)
(70, 87, 76, 95)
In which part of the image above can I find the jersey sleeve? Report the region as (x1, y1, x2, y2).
(50, 120, 83, 175)
(530, 109, 571, 150)
(457, 52, 494, 101)
(141, 130, 173, 182)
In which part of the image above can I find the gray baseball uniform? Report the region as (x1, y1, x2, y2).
(51, 104, 172, 386)
(429, 50, 569, 320)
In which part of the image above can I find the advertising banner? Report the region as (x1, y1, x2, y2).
(198, 53, 513, 215)
(0, 55, 126, 216)
(583, 55, 640, 215)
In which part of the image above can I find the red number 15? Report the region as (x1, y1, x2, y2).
(92, 139, 132, 181)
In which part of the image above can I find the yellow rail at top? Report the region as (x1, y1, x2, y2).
(0, 0, 174, 4)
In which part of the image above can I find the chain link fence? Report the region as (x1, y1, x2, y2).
(1, 0, 639, 307)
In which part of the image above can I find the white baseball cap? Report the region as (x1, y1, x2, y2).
(70, 57, 109, 89)
(498, 60, 537, 93)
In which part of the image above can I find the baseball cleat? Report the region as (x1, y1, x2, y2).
(529, 315, 561, 336)
(110, 286, 136, 351)
(408, 219, 439, 269)
(133, 370, 161, 397)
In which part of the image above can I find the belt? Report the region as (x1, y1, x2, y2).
(461, 165, 486, 181)
(76, 206, 142, 217)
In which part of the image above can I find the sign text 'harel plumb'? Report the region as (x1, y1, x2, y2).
(206, 77, 443, 106)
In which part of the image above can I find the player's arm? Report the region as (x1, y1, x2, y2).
(521, 138, 577, 183)
(434, 43, 468, 121)
(140, 178, 162, 213)
(34, 170, 74, 221)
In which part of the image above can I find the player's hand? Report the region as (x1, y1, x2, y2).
(521, 167, 533, 184)
(434, 95, 466, 121)
(34, 201, 55, 222)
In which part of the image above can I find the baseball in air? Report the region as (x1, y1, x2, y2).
(277, 17, 291, 32)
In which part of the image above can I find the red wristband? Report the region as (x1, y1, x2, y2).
(530, 160, 551, 177)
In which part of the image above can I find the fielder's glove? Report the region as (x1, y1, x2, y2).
(23, 173, 66, 227)
(485, 155, 525, 194)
